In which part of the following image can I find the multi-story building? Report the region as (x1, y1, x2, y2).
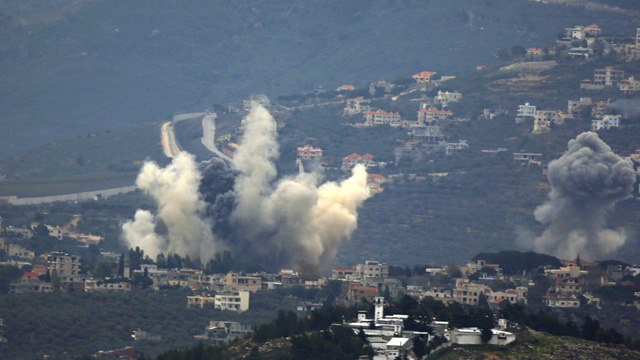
(225, 272, 262, 293)
(362, 109, 401, 126)
(355, 260, 389, 283)
(418, 107, 452, 123)
(47, 252, 80, 279)
(619, 76, 640, 93)
(296, 145, 323, 160)
(343, 97, 371, 116)
(434, 91, 462, 106)
(342, 153, 375, 171)
(445, 140, 469, 155)
(567, 97, 592, 116)
(347, 283, 379, 303)
(592, 114, 620, 130)
(555, 277, 583, 295)
(187, 294, 216, 308)
(533, 110, 559, 133)
(516, 103, 536, 119)
(594, 67, 625, 86)
(215, 291, 250, 312)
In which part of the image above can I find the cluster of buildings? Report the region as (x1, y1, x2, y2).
(340, 296, 516, 359)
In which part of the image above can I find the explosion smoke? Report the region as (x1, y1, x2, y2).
(123, 105, 371, 269)
(122, 152, 221, 262)
(532, 132, 635, 260)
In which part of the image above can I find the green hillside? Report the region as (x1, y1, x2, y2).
(1, 0, 639, 159)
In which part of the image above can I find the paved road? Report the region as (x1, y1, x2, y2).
(201, 113, 233, 163)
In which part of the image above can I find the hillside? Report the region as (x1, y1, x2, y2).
(1, 0, 639, 160)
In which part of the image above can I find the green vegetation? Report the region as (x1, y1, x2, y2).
(1, 0, 639, 160)
(0, 288, 294, 360)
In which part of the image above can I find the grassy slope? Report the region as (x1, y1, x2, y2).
(0, 122, 166, 197)
(1, 0, 638, 159)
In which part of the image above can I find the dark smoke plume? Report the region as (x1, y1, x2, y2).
(533, 132, 636, 260)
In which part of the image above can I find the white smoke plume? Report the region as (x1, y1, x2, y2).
(122, 152, 220, 262)
(230, 105, 371, 268)
(532, 132, 636, 260)
(123, 105, 371, 269)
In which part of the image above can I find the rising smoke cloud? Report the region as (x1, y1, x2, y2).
(122, 152, 221, 262)
(123, 105, 371, 269)
(532, 132, 636, 260)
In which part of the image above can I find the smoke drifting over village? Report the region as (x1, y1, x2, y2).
(122, 106, 371, 269)
(532, 132, 636, 260)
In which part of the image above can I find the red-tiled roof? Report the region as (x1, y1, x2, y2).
(22, 272, 39, 280)
(585, 24, 600, 29)
(413, 71, 434, 78)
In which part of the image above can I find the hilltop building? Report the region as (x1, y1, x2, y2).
(412, 71, 436, 84)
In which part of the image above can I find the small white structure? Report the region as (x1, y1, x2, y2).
(447, 328, 516, 346)
(385, 337, 412, 360)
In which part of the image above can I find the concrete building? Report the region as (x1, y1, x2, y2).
(447, 328, 516, 346)
(47, 252, 83, 291)
(418, 107, 452, 123)
(434, 91, 462, 106)
(533, 110, 559, 133)
(412, 71, 437, 84)
(225, 272, 262, 293)
(355, 260, 389, 283)
(444, 140, 468, 155)
(342, 153, 375, 171)
(196, 320, 252, 345)
(84, 279, 131, 292)
(481, 108, 509, 120)
(513, 152, 543, 163)
(187, 294, 216, 308)
(362, 109, 401, 126)
(215, 291, 250, 312)
(594, 67, 625, 86)
(567, 97, 592, 116)
(619, 76, 640, 93)
(296, 145, 323, 160)
(343, 97, 371, 116)
(385, 338, 412, 360)
(516, 103, 536, 120)
(592, 114, 620, 130)
(545, 295, 580, 308)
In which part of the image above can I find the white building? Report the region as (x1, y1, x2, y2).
(435, 91, 462, 106)
(447, 328, 516, 346)
(215, 291, 250, 313)
(385, 337, 412, 360)
(516, 103, 536, 119)
(592, 114, 620, 130)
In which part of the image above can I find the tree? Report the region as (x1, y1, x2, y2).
(481, 327, 493, 343)
(51, 270, 62, 293)
(413, 336, 428, 359)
